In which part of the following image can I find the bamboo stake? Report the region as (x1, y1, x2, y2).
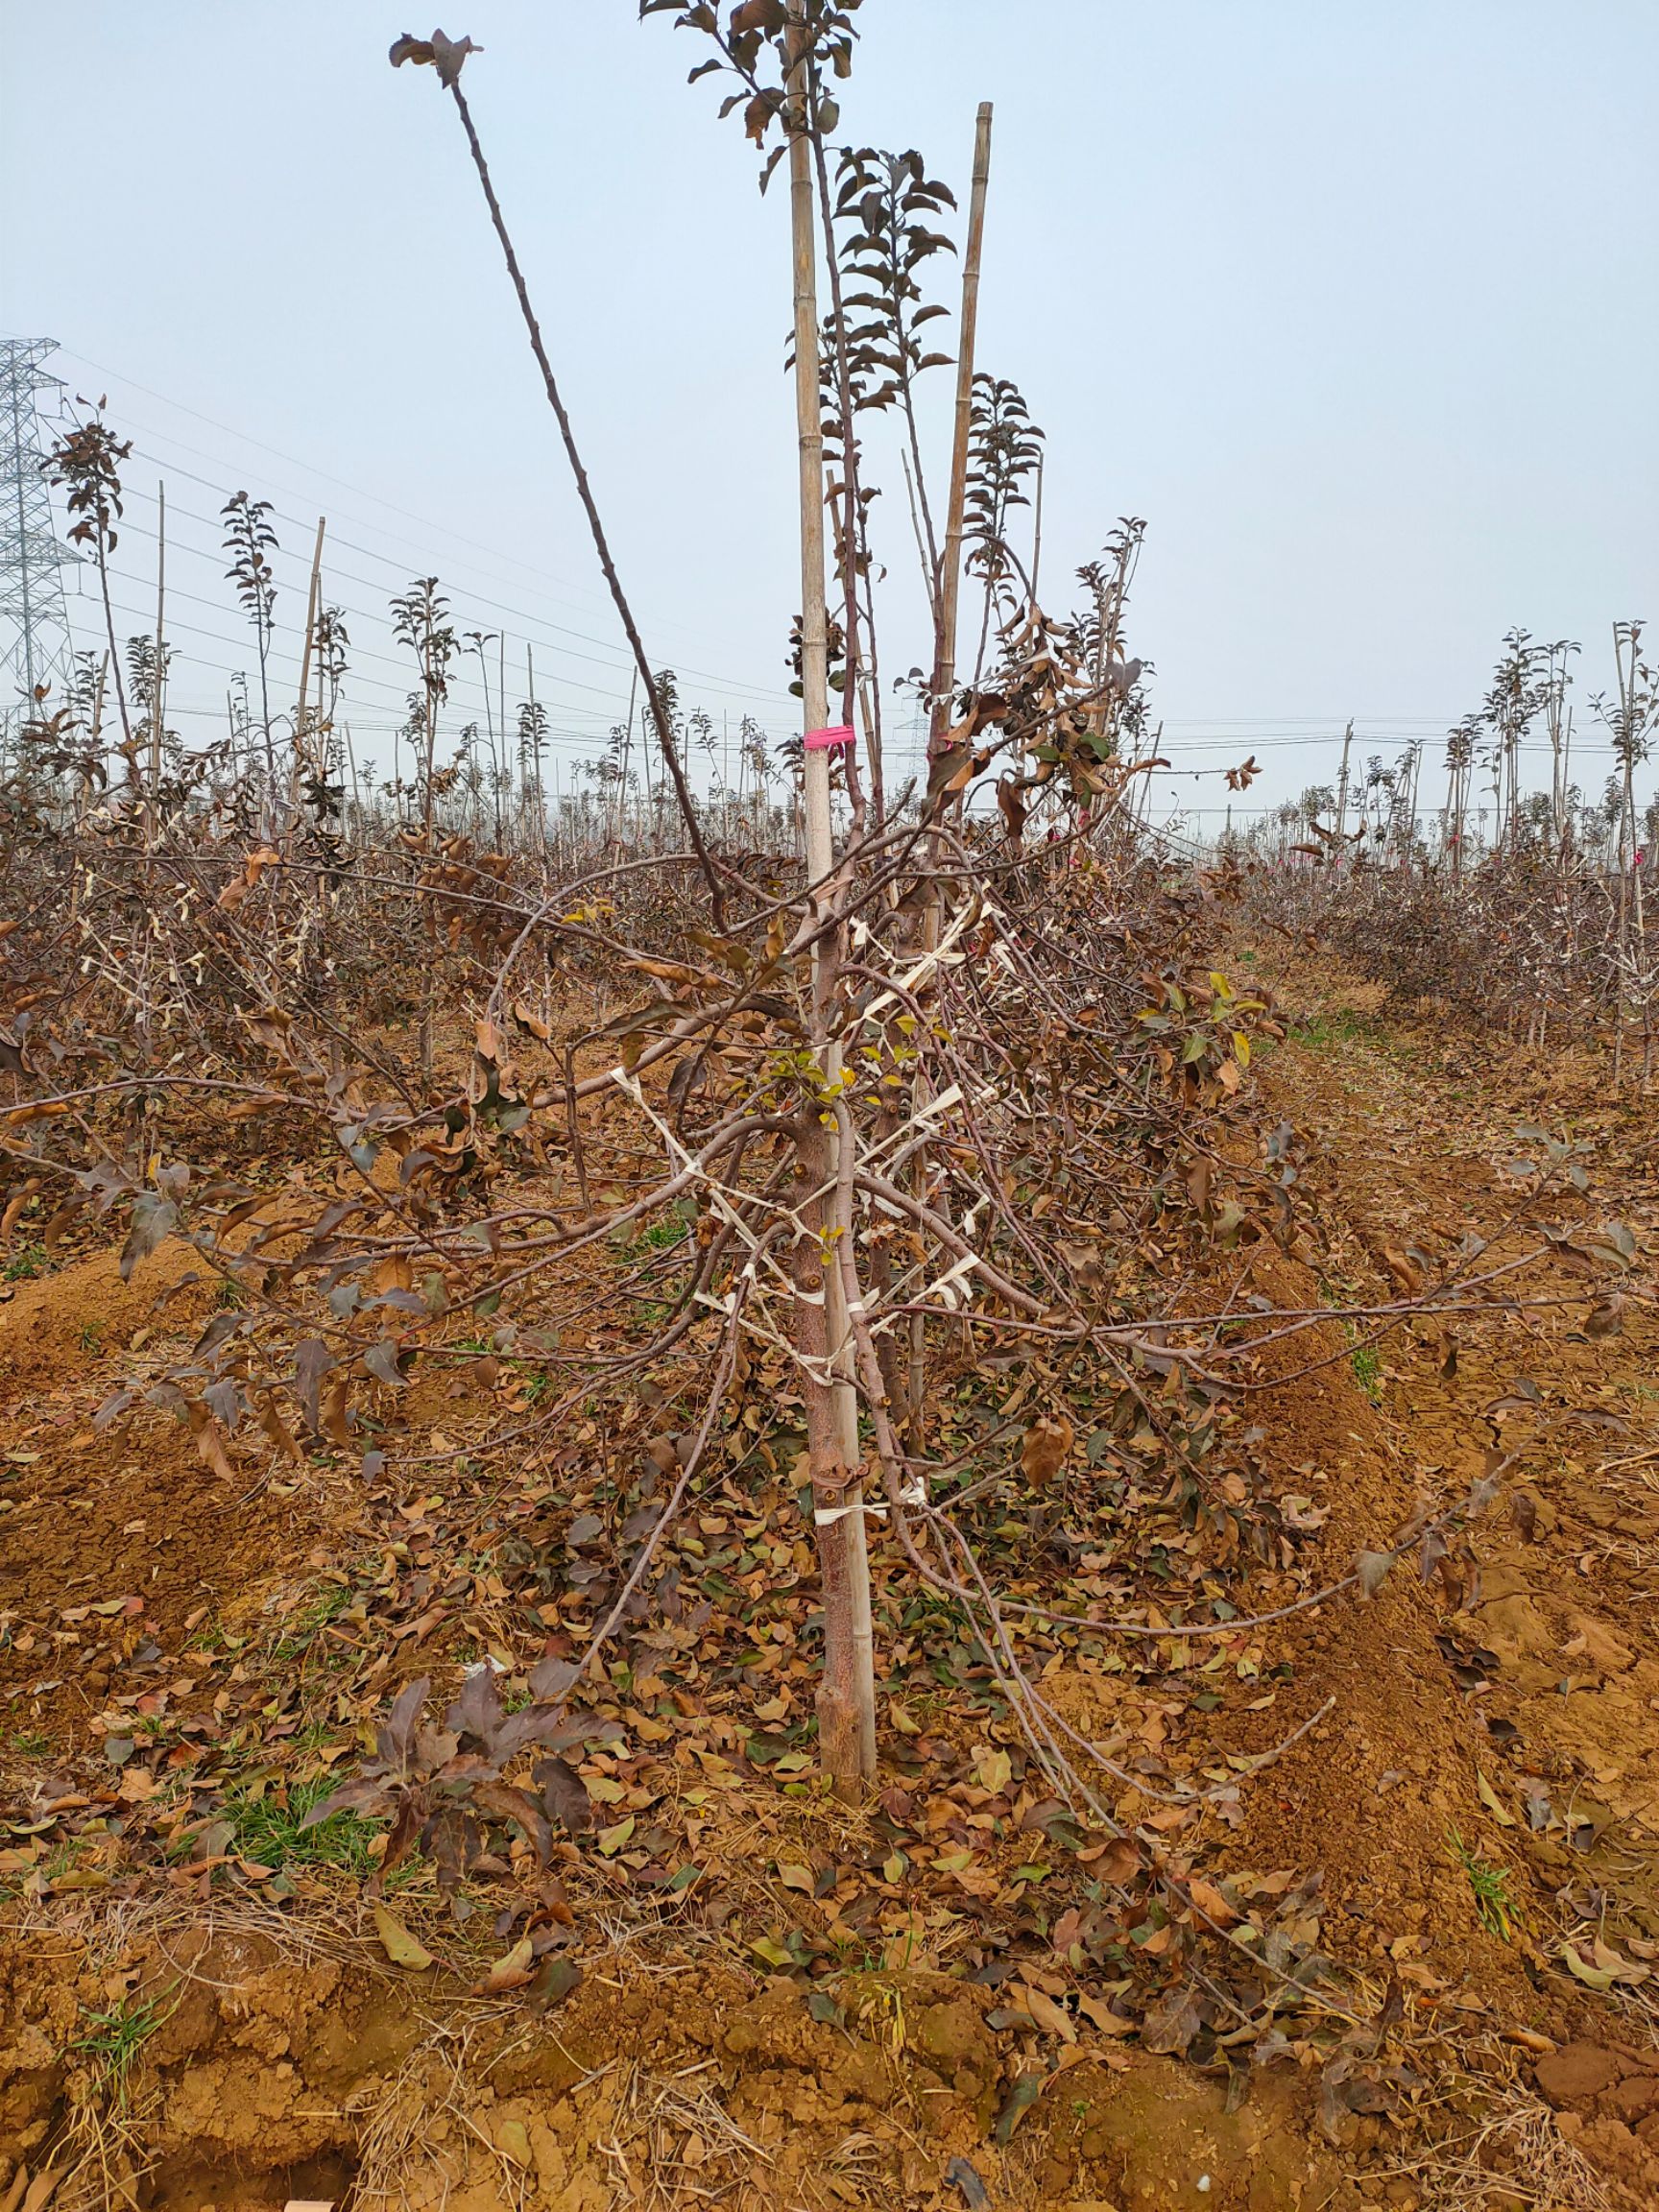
(787, 2, 876, 1796)
(621, 666, 638, 854)
(291, 517, 326, 837)
(902, 108, 994, 1444)
(526, 642, 545, 859)
(148, 482, 166, 849)
(343, 717, 361, 839)
(906, 108, 993, 1470)
(1406, 740, 1421, 866)
(314, 585, 332, 868)
(928, 102, 993, 754)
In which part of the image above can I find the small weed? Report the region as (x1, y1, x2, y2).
(10, 1728, 51, 1757)
(79, 1319, 105, 1354)
(1450, 1828, 1519, 1939)
(215, 1279, 244, 1310)
(1292, 1006, 1373, 1052)
(270, 1581, 354, 1664)
(613, 1200, 695, 1262)
(2, 1242, 47, 1283)
(1315, 1285, 1384, 1400)
(638, 1215, 688, 1250)
(40, 1835, 93, 1887)
(72, 1982, 180, 2105)
(224, 1775, 382, 1879)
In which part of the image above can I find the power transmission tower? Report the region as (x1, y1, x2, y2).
(0, 337, 78, 727)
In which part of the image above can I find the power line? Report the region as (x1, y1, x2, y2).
(108, 486, 788, 713)
(53, 348, 660, 614)
(52, 349, 798, 705)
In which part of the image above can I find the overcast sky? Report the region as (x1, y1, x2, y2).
(4, 2, 1656, 829)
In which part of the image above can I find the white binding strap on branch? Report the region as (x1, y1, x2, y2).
(920, 1250, 980, 1310)
(609, 1065, 779, 1253)
(859, 896, 985, 1020)
(815, 1474, 926, 1525)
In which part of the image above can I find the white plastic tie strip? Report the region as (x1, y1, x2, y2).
(919, 1250, 979, 1310)
(859, 1081, 965, 1163)
(859, 900, 979, 1018)
(815, 1479, 927, 1525)
(608, 1066, 773, 1250)
(813, 1501, 888, 1526)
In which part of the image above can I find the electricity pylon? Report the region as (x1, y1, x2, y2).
(0, 337, 78, 724)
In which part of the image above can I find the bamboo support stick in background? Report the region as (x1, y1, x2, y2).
(147, 481, 167, 851)
(929, 102, 993, 756)
(289, 517, 326, 839)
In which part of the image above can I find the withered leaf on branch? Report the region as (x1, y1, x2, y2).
(185, 1406, 235, 1482)
(119, 1192, 178, 1282)
(255, 1391, 304, 1463)
(1380, 1246, 1423, 1295)
(389, 30, 481, 87)
(364, 1339, 411, 1389)
(320, 1376, 352, 1448)
(730, 0, 787, 33)
(1356, 1550, 1394, 1599)
(1584, 1296, 1624, 1339)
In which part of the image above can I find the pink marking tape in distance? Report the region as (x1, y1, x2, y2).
(804, 723, 855, 752)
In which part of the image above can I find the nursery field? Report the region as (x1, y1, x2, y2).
(2, 947, 1656, 2212)
(4, 12, 1657, 2212)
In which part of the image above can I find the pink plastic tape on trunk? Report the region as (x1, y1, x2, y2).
(804, 724, 855, 753)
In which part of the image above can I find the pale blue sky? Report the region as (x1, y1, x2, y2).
(4, 2, 1655, 825)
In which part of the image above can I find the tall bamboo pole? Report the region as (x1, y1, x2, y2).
(1402, 740, 1420, 869)
(526, 642, 546, 859)
(787, 3, 876, 1796)
(147, 482, 167, 849)
(291, 517, 326, 841)
(928, 103, 993, 754)
(902, 108, 993, 1446)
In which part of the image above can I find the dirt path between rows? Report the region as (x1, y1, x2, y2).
(1229, 964, 1659, 2203)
